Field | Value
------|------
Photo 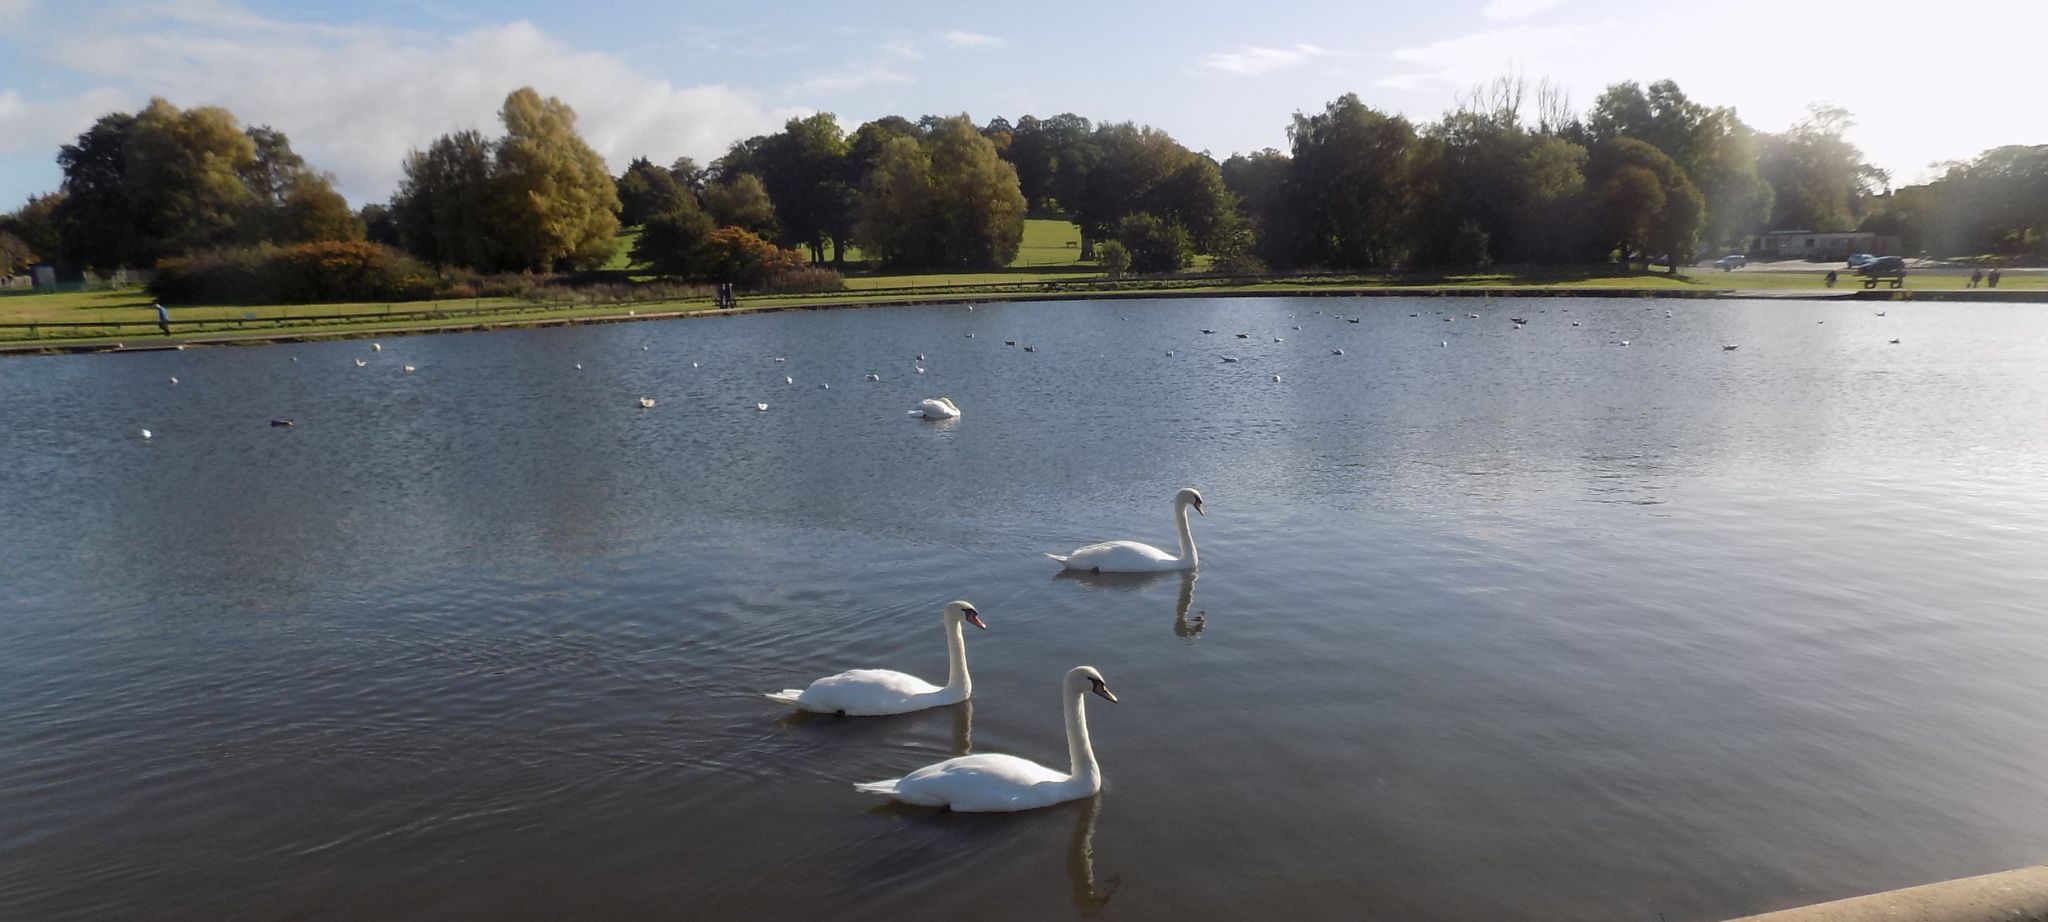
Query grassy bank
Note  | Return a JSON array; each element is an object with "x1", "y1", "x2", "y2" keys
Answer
[{"x1": 7, "y1": 216, "x2": 2043, "y2": 351}]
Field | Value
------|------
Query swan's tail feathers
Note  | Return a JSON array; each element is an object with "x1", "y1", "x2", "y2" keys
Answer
[
  {"x1": 765, "y1": 690, "x2": 804, "y2": 706},
  {"x1": 1043, "y1": 553, "x2": 1069, "y2": 565},
  {"x1": 853, "y1": 779, "x2": 901, "y2": 796}
]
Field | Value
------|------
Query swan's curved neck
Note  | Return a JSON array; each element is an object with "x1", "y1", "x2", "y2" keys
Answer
[
  {"x1": 1173, "y1": 501, "x2": 1198, "y2": 568},
  {"x1": 1064, "y1": 686, "x2": 1100, "y2": 790},
  {"x1": 943, "y1": 617, "x2": 970, "y2": 698}
]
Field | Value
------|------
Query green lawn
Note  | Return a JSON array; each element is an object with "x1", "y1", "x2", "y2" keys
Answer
[
  {"x1": 6, "y1": 252, "x2": 2043, "y2": 350},
  {"x1": 605, "y1": 226, "x2": 642, "y2": 270}
]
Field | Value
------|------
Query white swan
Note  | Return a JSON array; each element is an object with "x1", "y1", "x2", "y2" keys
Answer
[
  {"x1": 911, "y1": 397, "x2": 961, "y2": 420},
  {"x1": 856, "y1": 666, "x2": 1116, "y2": 812},
  {"x1": 1046, "y1": 487, "x2": 1203, "y2": 572},
  {"x1": 767, "y1": 601, "x2": 985, "y2": 715}
]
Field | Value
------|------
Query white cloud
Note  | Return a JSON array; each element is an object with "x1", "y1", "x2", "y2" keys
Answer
[
  {"x1": 1482, "y1": 0, "x2": 1565, "y2": 19},
  {"x1": 939, "y1": 30, "x2": 1005, "y2": 49},
  {"x1": 7, "y1": 3, "x2": 801, "y2": 205},
  {"x1": 1377, "y1": 26, "x2": 1585, "y2": 90},
  {"x1": 789, "y1": 61, "x2": 914, "y2": 95},
  {"x1": 1201, "y1": 43, "x2": 1347, "y2": 77}
]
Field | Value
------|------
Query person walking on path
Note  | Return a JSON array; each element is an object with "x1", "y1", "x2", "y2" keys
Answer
[
  {"x1": 1989, "y1": 268, "x2": 2002, "y2": 288},
  {"x1": 154, "y1": 301, "x2": 170, "y2": 336},
  {"x1": 1970, "y1": 268, "x2": 1983, "y2": 288}
]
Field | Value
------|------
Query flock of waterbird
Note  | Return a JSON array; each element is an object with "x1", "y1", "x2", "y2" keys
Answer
[
  {"x1": 133, "y1": 300, "x2": 1909, "y2": 444},
  {"x1": 128, "y1": 299, "x2": 1921, "y2": 813},
  {"x1": 770, "y1": 487, "x2": 1205, "y2": 813}
]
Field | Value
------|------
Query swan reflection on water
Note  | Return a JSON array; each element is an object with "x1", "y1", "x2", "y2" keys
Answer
[
  {"x1": 772, "y1": 697, "x2": 972, "y2": 758},
  {"x1": 1068, "y1": 793, "x2": 1119, "y2": 911},
  {"x1": 1051, "y1": 569, "x2": 1205, "y2": 638}
]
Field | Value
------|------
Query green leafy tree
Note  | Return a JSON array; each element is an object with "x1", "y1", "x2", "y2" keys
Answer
[
  {"x1": 1279, "y1": 93, "x2": 1421, "y2": 270},
  {"x1": 720, "y1": 114, "x2": 855, "y2": 263},
  {"x1": 1208, "y1": 225, "x2": 1264, "y2": 275},
  {"x1": 1871, "y1": 145, "x2": 2048, "y2": 256},
  {"x1": 1514, "y1": 137, "x2": 1591, "y2": 263},
  {"x1": 392, "y1": 129, "x2": 500, "y2": 269},
  {"x1": 1, "y1": 193, "x2": 65, "y2": 266},
  {"x1": 492, "y1": 87, "x2": 621, "y2": 271},
  {"x1": 853, "y1": 115, "x2": 1025, "y2": 270},
  {"x1": 629, "y1": 201, "x2": 716, "y2": 276},
  {"x1": 1588, "y1": 138, "x2": 1704, "y2": 271},
  {"x1": 1758, "y1": 104, "x2": 1882, "y2": 232},
  {"x1": 122, "y1": 99, "x2": 261, "y2": 258},
  {"x1": 704, "y1": 173, "x2": 778, "y2": 236},
  {"x1": 240, "y1": 126, "x2": 360, "y2": 244},
  {"x1": 1221, "y1": 148, "x2": 1292, "y2": 267},
  {"x1": 49, "y1": 102, "x2": 358, "y2": 269},
  {"x1": 1114, "y1": 212, "x2": 1191, "y2": 273},
  {"x1": 1589, "y1": 79, "x2": 1770, "y2": 249},
  {"x1": 1002, "y1": 113, "x2": 1094, "y2": 214},
  {"x1": 359, "y1": 203, "x2": 401, "y2": 246},
  {"x1": 617, "y1": 157, "x2": 691, "y2": 227},
  {"x1": 1069, "y1": 122, "x2": 1233, "y2": 260},
  {"x1": 53, "y1": 112, "x2": 143, "y2": 269}
]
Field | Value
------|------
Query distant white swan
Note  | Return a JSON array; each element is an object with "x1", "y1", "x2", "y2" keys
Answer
[
  {"x1": 769, "y1": 601, "x2": 986, "y2": 715},
  {"x1": 855, "y1": 666, "x2": 1116, "y2": 812},
  {"x1": 755, "y1": 402, "x2": 770, "y2": 411},
  {"x1": 354, "y1": 358, "x2": 366, "y2": 367},
  {"x1": 911, "y1": 397, "x2": 961, "y2": 419},
  {"x1": 638, "y1": 397, "x2": 656, "y2": 408},
  {"x1": 1046, "y1": 487, "x2": 1203, "y2": 573}
]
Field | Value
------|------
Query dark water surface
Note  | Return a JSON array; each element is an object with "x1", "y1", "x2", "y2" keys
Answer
[{"x1": 4, "y1": 296, "x2": 2047, "y2": 921}]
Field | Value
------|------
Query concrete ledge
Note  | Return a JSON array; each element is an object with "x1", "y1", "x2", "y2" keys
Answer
[{"x1": 1731, "y1": 866, "x2": 2048, "y2": 922}]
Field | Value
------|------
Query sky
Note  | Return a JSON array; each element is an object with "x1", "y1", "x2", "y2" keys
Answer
[{"x1": 2, "y1": 0, "x2": 2044, "y2": 210}]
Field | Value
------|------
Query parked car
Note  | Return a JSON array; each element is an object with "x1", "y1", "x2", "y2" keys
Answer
[
  {"x1": 1847, "y1": 253, "x2": 1876, "y2": 268},
  {"x1": 1713, "y1": 254, "x2": 1747, "y2": 270},
  {"x1": 1857, "y1": 255, "x2": 1907, "y2": 289}
]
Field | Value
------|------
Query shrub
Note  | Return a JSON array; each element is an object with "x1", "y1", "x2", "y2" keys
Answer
[
  {"x1": 699, "y1": 227, "x2": 808, "y2": 286},
  {"x1": 1115, "y1": 212, "x2": 1192, "y2": 273},
  {"x1": 752, "y1": 265, "x2": 845, "y2": 294},
  {"x1": 152, "y1": 241, "x2": 442, "y2": 305},
  {"x1": 1096, "y1": 241, "x2": 1132, "y2": 279}
]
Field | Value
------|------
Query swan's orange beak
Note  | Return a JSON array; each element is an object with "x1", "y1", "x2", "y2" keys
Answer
[
  {"x1": 1091, "y1": 680, "x2": 1118, "y2": 703},
  {"x1": 964, "y1": 610, "x2": 986, "y2": 630}
]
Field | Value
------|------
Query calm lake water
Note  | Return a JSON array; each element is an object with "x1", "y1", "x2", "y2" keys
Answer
[{"x1": 4, "y1": 296, "x2": 2048, "y2": 921}]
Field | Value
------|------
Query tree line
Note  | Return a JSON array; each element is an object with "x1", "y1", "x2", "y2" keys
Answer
[{"x1": 6, "y1": 77, "x2": 2047, "y2": 288}]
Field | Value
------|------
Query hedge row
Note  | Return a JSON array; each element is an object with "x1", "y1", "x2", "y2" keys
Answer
[{"x1": 151, "y1": 242, "x2": 444, "y2": 305}]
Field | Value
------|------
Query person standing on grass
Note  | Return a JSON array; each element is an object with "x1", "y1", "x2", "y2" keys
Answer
[
  {"x1": 1970, "y1": 268, "x2": 1982, "y2": 288},
  {"x1": 155, "y1": 301, "x2": 170, "y2": 335},
  {"x1": 1989, "y1": 268, "x2": 2002, "y2": 288}
]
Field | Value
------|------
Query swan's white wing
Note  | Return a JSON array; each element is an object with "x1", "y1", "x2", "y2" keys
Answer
[
  {"x1": 795, "y1": 669, "x2": 945, "y2": 715},
  {"x1": 888, "y1": 754, "x2": 1072, "y2": 811},
  {"x1": 1055, "y1": 540, "x2": 1181, "y2": 572},
  {"x1": 914, "y1": 398, "x2": 960, "y2": 419}
]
